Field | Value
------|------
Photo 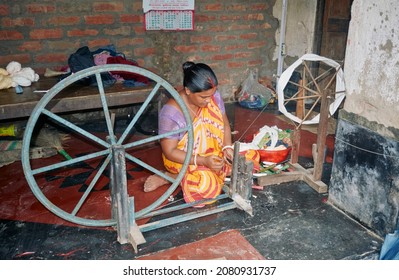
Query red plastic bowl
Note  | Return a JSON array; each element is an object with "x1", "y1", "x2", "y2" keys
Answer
[{"x1": 258, "y1": 147, "x2": 292, "y2": 163}]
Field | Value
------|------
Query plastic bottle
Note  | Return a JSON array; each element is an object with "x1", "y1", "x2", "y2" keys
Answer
[{"x1": 0, "y1": 124, "x2": 25, "y2": 137}]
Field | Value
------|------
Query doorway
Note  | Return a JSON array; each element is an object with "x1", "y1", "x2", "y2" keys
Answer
[{"x1": 314, "y1": 0, "x2": 353, "y2": 64}]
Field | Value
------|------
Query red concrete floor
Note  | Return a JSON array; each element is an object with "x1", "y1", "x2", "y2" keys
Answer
[
  {"x1": 137, "y1": 229, "x2": 265, "y2": 260},
  {"x1": 0, "y1": 102, "x2": 346, "y2": 260}
]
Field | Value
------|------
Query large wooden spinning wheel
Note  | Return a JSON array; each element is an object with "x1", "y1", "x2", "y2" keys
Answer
[{"x1": 21, "y1": 64, "x2": 194, "y2": 227}]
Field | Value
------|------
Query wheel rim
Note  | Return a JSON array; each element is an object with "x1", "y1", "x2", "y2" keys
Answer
[
  {"x1": 21, "y1": 64, "x2": 193, "y2": 227},
  {"x1": 277, "y1": 53, "x2": 346, "y2": 126}
]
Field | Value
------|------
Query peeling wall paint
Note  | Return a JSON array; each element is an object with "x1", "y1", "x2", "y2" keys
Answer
[
  {"x1": 330, "y1": 0, "x2": 399, "y2": 237},
  {"x1": 272, "y1": 0, "x2": 317, "y2": 70},
  {"x1": 344, "y1": 0, "x2": 399, "y2": 131}
]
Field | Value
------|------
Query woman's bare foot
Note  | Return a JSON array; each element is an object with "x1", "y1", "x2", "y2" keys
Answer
[
  {"x1": 143, "y1": 174, "x2": 168, "y2": 192},
  {"x1": 144, "y1": 172, "x2": 178, "y2": 192}
]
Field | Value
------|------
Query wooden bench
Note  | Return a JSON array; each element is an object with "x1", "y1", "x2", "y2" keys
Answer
[{"x1": 0, "y1": 77, "x2": 156, "y2": 121}]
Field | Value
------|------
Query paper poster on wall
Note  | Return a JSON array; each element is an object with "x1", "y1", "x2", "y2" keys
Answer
[
  {"x1": 143, "y1": 0, "x2": 194, "y2": 13},
  {"x1": 143, "y1": 0, "x2": 195, "y2": 31}
]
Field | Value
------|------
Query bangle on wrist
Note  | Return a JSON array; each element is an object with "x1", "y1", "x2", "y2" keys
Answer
[
  {"x1": 222, "y1": 145, "x2": 233, "y2": 151},
  {"x1": 194, "y1": 154, "x2": 198, "y2": 166}
]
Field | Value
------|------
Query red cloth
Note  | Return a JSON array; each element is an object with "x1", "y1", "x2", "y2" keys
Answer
[{"x1": 106, "y1": 56, "x2": 149, "y2": 84}]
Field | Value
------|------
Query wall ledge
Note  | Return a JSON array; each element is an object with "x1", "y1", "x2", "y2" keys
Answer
[{"x1": 339, "y1": 109, "x2": 399, "y2": 142}]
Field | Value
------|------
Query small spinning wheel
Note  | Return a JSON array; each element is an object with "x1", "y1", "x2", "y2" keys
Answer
[
  {"x1": 21, "y1": 64, "x2": 194, "y2": 227},
  {"x1": 277, "y1": 54, "x2": 346, "y2": 127},
  {"x1": 276, "y1": 54, "x2": 346, "y2": 183}
]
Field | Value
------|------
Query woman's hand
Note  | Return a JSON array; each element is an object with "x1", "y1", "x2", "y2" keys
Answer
[
  {"x1": 222, "y1": 146, "x2": 234, "y2": 165},
  {"x1": 282, "y1": 137, "x2": 292, "y2": 147},
  {"x1": 200, "y1": 155, "x2": 224, "y2": 172}
]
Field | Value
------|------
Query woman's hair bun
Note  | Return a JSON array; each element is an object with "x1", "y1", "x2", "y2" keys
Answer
[
  {"x1": 182, "y1": 61, "x2": 218, "y2": 92},
  {"x1": 182, "y1": 61, "x2": 195, "y2": 72}
]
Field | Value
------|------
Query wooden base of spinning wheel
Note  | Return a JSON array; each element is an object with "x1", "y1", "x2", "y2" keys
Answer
[{"x1": 255, "y1": 162, "x2": 328, "y2": 194}]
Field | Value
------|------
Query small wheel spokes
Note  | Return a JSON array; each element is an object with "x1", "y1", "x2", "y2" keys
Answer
[
  {"x1": 277, "y1": 54, "x2": 346, "y2": 125},
  {"x1": 303, "y1": 61, "x2": 323, "y2": 95}
]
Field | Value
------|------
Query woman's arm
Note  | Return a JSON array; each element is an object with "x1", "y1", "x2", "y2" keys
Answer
[
  {"x1": 160, "y1": 138, "x2": 190, "y2": 164},
  {"x1": 222, "y1": 112, "x2": 234, "y2": 164},
  {"x1": 214, "y1": 90, "x2": 232, "y2": 147},
  {"x1": 222, "y1": 112, "x2": 232, "y2": 147}
]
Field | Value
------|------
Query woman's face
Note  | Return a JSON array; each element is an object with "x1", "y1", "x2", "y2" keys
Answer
[{"x1": 187, "y1": 87, "x2": 217, "y2": 108}]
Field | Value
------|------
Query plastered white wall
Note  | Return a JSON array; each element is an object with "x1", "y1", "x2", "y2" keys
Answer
[
  {"x1": 273, "y1": 0, "x2": 317, "y2": 69},
  {"x1": 344, "y1": 0, "x2": 399, "y2": 131}
]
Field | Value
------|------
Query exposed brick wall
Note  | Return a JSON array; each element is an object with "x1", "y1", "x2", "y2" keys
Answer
[{"x1": 0, "y1": 0, "x2": 278, "y2": 100}]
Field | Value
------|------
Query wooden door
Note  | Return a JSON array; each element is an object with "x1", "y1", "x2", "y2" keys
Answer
[{"x1": 319, "y1": 0, "x2": 353, "y2": 64}]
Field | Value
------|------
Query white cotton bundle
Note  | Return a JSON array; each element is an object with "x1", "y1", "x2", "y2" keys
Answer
[{"x1": 6, "y1": 61, "x2": 40, "y2": 87}]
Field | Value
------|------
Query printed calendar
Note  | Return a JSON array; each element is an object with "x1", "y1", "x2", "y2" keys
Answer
[
  {"x1": 145, "y1": 10, "x2": 194, "y2": 30},
  {"x1": 143, "y1": 0, "x2": 194, "y2": 31}
]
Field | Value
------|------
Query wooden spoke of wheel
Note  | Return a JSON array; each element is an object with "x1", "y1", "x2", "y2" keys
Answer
[{"x1": 281, "y1": 59, "x2": 341, "y2": 127}]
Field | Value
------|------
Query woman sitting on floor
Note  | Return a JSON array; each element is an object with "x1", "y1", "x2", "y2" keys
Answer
[{"x1": 143, "y1": 61, "x2": 233, "y2": 206}]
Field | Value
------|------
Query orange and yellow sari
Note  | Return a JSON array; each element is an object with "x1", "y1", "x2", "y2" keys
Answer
[{"x1": 162, "y1": 96, "x2": 227, "y2": 205}]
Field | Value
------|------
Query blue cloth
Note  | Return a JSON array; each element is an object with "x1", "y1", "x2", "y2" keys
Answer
[
  {"x1": 379, "y1": 229, "x2": 399, "y2": 260},
  {"x1": 123, "y1": 80, "x2": 148, "y2": 87},
  {"x1": 92, "y1": 44, "x2": 126, "y2": 59}
]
